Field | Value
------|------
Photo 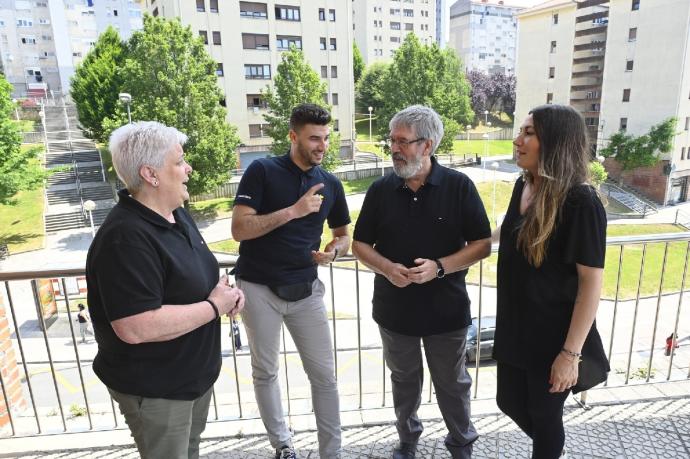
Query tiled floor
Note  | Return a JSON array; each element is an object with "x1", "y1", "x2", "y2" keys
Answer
[{"x1": 6, "y1": 397, "x2": 689, "y2": 458}]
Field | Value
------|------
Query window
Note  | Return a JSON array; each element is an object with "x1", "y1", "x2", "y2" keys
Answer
[
  {"x1": 114, "y1": 9, "x2": 118, "y2": 16},
  {"x1": 550, "y1": 41, "x2": 556, "y2": 53},
  {"x1": 275, "y1": 5, "x2": 300, "y2": 21},
  {"x1": 686, "y1": 117, "x2": 690, "y2": 130},
  {"x1": 16, "y1": 18, "x2": 33, "y2": 27},
  {"x1": 276, "y1": 35, "x2": 301, "y2": 50},
  {"x1": 249, "y1": 124, "x2": 269, "y2": 138},
  {"x1": 333, "y1": 120, "x2": 339, "y2": 132},
  {"x1": 403, "y1": 9, "x2": 413, "y2": 17},
  {"x1": 245, "y1": 64, "x2": 271, "y2": 79},
  {"x1": 220, "y1": 98, "x2": 226, "y2": 107},
  {"x1": 209, "y1": 0, "x2": 218, "y2": 13},
  {"x1": 322, "y1": 93, "x2": 328, "y2": 104},
  {"x1": 405, "y1": 23, "x2": 413, "y2": 31},
  {"x1": 332, "y1": 93, "x2": 339, "y2": 105},
  {"x1": 21, "y1": 36, "x2": 36, "y2": 44},
  {"x1": 683, "y1": 147, "x2": 686, "y2": 161},
  {"x1": 552, "y1": 13, "x2": 558, "y2": 24},
  {"x1": 546, "y1": 93, "x2": 553, "y2": 104},
  {"x1": 391, "y1": 22, "x2": 401, "y2": 30},
  {"x1": 199, "y1": 30, "x2": 208, "y2": 44},
  {"x1": 585, "y1": 117, "x2": 597, "y2": 126},
  {"x1": 152, "y1": 7, "x2": 158, "y2": 16},
  {"x1": 196, "y1": 0, "x2": 204, "y2": 12},
  {"x1": 390, "y1": 8, "x2": 400, "y2": 15},
  {"x1": 318, "y1": 8, "x2": 325, "y2": 21},
  {"x1": 632, "y1": 0, "x2": 640, "y2": 11},
  {"x1": 330, "y1": 66, "x2": 337, "y2": 78},
  {"x1": 216, "y1": 63, "x2": 224, "y2": 76},
  {"x1": 212, "y1": 31, "x2": 221, "y2": 45},
  {"x1": 38, "y1": 18, "x2": 49, "y2": 24},
  {"x1": 242, "y1": 33, "x2": 269, "y2": 50},
  {"x1": 620, "y1": 118, "x2": 628, "y2": 131},
  {"x1": 329, "y1": 9, "x2": 335, "y2": 21},
  {"x1": 240, "y1": 2, "x2": 267, "y2": 18},
  {"x1": 391, "y1": 36, "x2": 400, "y2": 43},
  {"x1": 246, "y1": 94, "x2": 267, "y2": 108},
  {"x1": 321, "y1": 66, "x2": 327, "y2": 78},
  {"x1": 329, "y1": 38, "x2": 337, "y2": 50},
  {"x1": 628, "y1": 27, "x2": 637, "y2": 41},
  {"x1": 549, "y1": 67, "x2": 555, "y2": 78},
  {"x1": 626, "y1": 60, "x2": 634, "y2": 71},
  {"x1": 623, "y1": 89, "x2": 631, "y2": 102},
  {"x1": 319, "y1": 37, "x2": 326, "y2": 50}
]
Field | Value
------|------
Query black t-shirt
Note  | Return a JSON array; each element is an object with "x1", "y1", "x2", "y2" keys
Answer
[
  {"x1": 354, "y1": 157, "x2": 491, "y2": 336},
  {"x1": 233, "y1": 153, "x2": 350, "y2": 286},
  {"x1": 493, "y1": 178, "x2": 607, "y2": 370},
  {"x1": 86, "y1": 189, "x2": 221, "y2": 400}
]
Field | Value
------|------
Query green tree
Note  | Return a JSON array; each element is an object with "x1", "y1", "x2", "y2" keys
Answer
[
  {"x1": 600, "y1": 118, "x2": 677, "y2": 170},
  {"x1": 377, "y1": 34, "x2": 473, "y2": 150},
  {"x1": 70, "y1": 27, "x2": 126, "y2": 143},
  {"x1": 101, "y1": 15, "x2": 240, "y2": 196},
  {"x1": 355, "y1": 62, "x2": 388, "y2": 112},
  {"x1": 588, "y1": 161, "x2": 608, "y2": 187},
  {"x1": 261, "y1": 46, "x2": 340, "y2": 170},
  {"x1": 0, "y1": 76, "x2": 46, "y2": 203},
  {"x1": 353, "y1": 42, "x2": 364, "y2": 84}
]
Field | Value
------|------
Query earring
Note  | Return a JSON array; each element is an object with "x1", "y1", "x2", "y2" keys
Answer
[{"x1": 153, "y1": 180, "x2": 159, "y2": 187}]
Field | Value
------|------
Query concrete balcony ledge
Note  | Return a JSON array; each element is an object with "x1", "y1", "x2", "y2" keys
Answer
[{"x1": 2, "y1": 380, "x2": 688, "y2": 458}]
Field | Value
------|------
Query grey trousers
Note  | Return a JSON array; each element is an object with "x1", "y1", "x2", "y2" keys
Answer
[
  {"x1": 238, "y1": 278, "x2": 342, "y2": 458},
  {"x1": 108, "y1": 387, "x2": 212, "y2": 459},
  {"x1": 379, "y1": 326, "x2": 479, "y2": 459}
]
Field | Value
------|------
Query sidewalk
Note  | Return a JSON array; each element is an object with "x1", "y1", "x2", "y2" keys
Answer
[{"x1": 2, "y1": 381, "x2": 689, "y2": 458}]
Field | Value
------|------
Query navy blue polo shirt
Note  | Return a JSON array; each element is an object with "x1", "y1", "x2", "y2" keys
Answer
[
  {"x1": 86, "y1": 189, "x2": 221, "y2": 400},
  {"x1": 233, "y1": 153, "x2": 350, "y2": 286},
  {"x1": 354, "y1": 157, "x2": 491, "y2": 336}
]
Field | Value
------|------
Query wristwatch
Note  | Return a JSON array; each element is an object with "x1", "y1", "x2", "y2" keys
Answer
[{"x1": 434, "y1": 259, "x2": 445, "y2": 279}]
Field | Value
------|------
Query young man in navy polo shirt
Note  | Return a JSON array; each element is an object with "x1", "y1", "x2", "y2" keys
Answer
[
  {"x1": 353, "y1": 105, "x2": 492, "y2": 459},
  {"x1": 232, "y1": 104, "x2": 350, "y2": 459}
]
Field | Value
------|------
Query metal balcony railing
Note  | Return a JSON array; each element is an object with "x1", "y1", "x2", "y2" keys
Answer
[{"x1": 1, "y1": 234, "x2": 689, "y2": 438}]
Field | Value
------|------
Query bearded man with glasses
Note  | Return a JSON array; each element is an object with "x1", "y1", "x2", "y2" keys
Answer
[{"x1": 352, "y1": 105, "x2": 491, "y2": 459}]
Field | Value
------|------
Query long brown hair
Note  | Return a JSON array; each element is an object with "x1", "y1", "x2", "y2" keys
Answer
[{"x1": 517, "y1": 104, "x2": 591, "y2": 267}]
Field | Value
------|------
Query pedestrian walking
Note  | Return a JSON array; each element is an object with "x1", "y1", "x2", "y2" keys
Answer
[{"x1": 76, "y1": 303, "x2": 91, "y2": 343}]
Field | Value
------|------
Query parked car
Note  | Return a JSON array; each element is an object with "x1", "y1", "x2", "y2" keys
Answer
[{"x1": 466, "y1": 316, "x2": 496, "y2": 362}]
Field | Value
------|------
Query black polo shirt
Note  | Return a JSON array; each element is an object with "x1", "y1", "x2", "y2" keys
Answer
[
  {"x1": 233, "y1": 153, "x2": 350, "y2": 286},
  {"x1": 354, "y1": 157, "x2": 491, "y2": 336},
  {"x1": 86, "y1": 189, "x2": 221, "y2": 400},
  {"x1": 493, "y1": 178, "x2": 608, "y2": 371}
]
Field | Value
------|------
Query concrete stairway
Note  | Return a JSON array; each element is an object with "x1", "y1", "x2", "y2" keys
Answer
[{"x1": 601, "y1": 182, "x2": 658, "y2": 216}]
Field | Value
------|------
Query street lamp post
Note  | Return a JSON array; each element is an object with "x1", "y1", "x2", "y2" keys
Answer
[
  {"x1": 368, "y1": 106, "x2": 373, "y2": 143},
  {"x1": 84, "y1": 200, "x2": 96, "y2": 237},
  {"x1": 379, "y1": 139, "x2": 387, "y2": 176},
  {"x1": 482, "y1": 133, "x2": 489, "y2": 180},
  {"x1": 491, "y1": 161, "x2": 499, "y2": 224},
  {"x1": 119, "y1": 93, "x2": 132, "y2": 124},
  {"x1": 484, "y1": 110, "x2": 489, "y2": 126}
]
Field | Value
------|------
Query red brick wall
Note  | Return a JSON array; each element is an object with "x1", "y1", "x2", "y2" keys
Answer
[
  {"x1": 0, "y1": 294, "x2": 27, "y2": 428},
  {"x1": 602, "y1": 158, "x2": 669, "y2": 204}
]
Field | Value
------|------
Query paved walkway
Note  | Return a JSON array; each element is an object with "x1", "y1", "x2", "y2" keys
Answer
[{"x1": 2, "y1": 382, "x2": 689, "y2": 458}]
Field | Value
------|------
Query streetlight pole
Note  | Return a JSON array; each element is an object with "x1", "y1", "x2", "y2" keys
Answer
[
  {"x1": 119, "y1": 93, "x2": 132, "y2": 124},
  {"x1": 368, "y1": 106, "x2": 373, "y2": 143},
  {"x1": 484, "y1": 110, "x2": 489, "y2": 126},
  {"x1": 491, "y1": 161, "x2": 499, "y2": 224},
  {"x1": 482, "y1": 133, "x2": 489, "y2": 180},
  {"x1": 379, "y1": 140, "x2": 387, "y2": 176}
]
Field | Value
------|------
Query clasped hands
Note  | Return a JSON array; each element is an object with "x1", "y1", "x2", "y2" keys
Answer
[
  {"x1": 385, "y1": 258, "x2": 438, "y2": 288},
  {"x1": 208, "y1": 275, "x2": 245, "y2": 317}
]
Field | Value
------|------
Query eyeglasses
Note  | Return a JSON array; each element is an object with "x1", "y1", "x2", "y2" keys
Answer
[{"x1": 386, "y1": 137, "x2": 426, "y2": 148}]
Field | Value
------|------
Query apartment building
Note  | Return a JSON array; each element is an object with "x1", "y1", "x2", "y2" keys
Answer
[
  {"x1": 436, "y1": 0, "x2": 448, "y2": 47},
  {"x1": 515, "y1": 0, "x2": 690, "y2": 204},
  {"x1": 448, "y1": 0, "x2": 523, "y2": 75},
  {"x1": 146, "y1": 0, "x2": 355, "y2": 165},
  {"x1": 352, "y1": 0, "x2": 437, "y2": 65},
  {"x1": 0, "y1": 0, "x2": 143, "y2": 98}
]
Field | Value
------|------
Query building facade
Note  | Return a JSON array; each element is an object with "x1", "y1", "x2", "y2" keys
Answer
[
  {"x1": 352, "y1": 0, "x2": 437, "y2": 65},
  {"x1": 146, "y1": 0, "x2": 355, "y2": 165},
  {"x1": 448, "y1": 0, "x2": 523, "y2": 74},
  {"x1": 515, "y1": 0, "x2": 690, "y2": 204},
  {"x1": 0, "y1": 0, "x2": 143, "y2": 98}
]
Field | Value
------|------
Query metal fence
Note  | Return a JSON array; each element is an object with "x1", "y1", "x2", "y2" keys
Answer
[{"x1": 1, "y1": 233, "x2": 689, "y2": 438}]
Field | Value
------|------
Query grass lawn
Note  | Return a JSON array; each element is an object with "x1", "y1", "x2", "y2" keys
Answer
[
  {"x1": 451, "y1": 139, "x2": 513, "y2": 157},
  {"x1": 189, "y1": 197, "x2": 235, "y2": 220},
  {"x1": 0, "y1": 188, "x2": 45, "y2": 253},
  {"x1": 11, "y1": 119, "x2": 35, "y2": 132}
]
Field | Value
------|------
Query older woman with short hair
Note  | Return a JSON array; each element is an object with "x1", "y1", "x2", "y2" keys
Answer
[{"x1": 86, "y1": 121, "x2": 244, "y2": 459}]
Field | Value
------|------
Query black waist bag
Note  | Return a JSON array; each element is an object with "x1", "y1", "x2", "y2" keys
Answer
[{"x1": 269, "y1": 282, "x2": 312, "y2": 302}]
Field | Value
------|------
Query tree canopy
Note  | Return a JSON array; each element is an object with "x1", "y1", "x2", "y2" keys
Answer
[
  {"x1": 0, "y1": 76, "x2": 46, "y2": 203},
  {"x1": 353, "y1": 43, "x2": 364, "y2": 84},
  {"x1": 70, "y1": 26, "x2": 125, "y2": 143},
  {"x1": 261, "y1": 46, "x2": 340, "y2": 170},
  {"x1": 355, "y1": 61, "x2": 388, "y2": 113},
  {"x1": 466, "y1": 70, "x2": 516, "y2": 122},
  {"x1": 600, "y1": 118, "x2": 677, "y2": 171},
  {"x1": 74, "y1": 15, "x2": 240, "y2": 195},
  {"x1": 377, "y1": 34, "x2": 473, "y2": 153}
]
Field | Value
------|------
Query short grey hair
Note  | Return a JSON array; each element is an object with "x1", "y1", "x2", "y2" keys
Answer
[
  {"x1": 389, "y1": 105, "x2": 444, "y2": 155},
  {"x1": 109, "y1": 121, "x2": 188, "y2": 193}
]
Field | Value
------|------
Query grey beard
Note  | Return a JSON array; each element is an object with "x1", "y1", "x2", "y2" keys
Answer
[{"x1": 393, "y1": 154, "x2": 423, "y2": 179}]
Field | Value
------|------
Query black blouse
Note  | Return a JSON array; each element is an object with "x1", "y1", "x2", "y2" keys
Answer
[{"x1": 493, "y1": 177, "x2": 607, "y2": 370}]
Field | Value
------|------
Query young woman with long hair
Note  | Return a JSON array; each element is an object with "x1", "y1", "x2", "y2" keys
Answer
[{"x1": 493, "y1": 104, "x2": 609, "y2": 458}]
